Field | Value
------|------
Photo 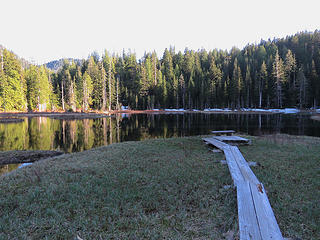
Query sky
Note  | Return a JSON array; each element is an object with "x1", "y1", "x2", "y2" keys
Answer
[{"x1": 1, "y1": 0, "x2": 319, "y2": 64}]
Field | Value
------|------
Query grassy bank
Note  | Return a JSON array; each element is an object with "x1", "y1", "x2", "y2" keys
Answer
[{"x1": 0, "y1": 135, "x2": 319, "y2": 239}]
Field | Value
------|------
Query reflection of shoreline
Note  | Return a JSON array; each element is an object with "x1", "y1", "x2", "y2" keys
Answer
[
  {"x1": 0, "y1": 163, "x2": 21, "y2": 176},
  {"x1": 0, "y1": 118, "x2": 24, "y2": 123}
]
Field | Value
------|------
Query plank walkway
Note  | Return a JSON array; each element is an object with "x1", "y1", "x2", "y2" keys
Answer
[
  {"x1": 213, "y1": 135, "x2": 250, "y2": 145},
  {"x1": 203, "y1": 136, "x2": 284, "y2": 240},
  {"x1": 212, "y1": 130, "x2": 235, "y2": 136}
]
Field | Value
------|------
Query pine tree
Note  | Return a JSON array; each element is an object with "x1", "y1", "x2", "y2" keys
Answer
[
  {"x1": 38, "y1": 66, "x2": 51, "y2": 111},
  {"x1": 272, "y1": 50, "x2": 285, "y2": 108},
  {"x1": 284, "y1": 50, "x2": 297, "y2": 106},
  {"x1": 100, "y1": 62, "x2": 107, "y2": 111},
  {"x1": 310, "y1": 60, "x2": 319, "y2": 108},
  {"x1": 87, "y1": 56, "x2": 101, "y2": 109},
  {"x1": 259, "y1": 62, "x2": 267, "y2": 108},
  {"x1": 208, "y1": 57, "x2": 222, "y2": 107},
  {"x1": 25, "y1": 65, "x2": 40, "y2": 111},
  {"x1": 297, "y1": 68, "x2": 307, "y2": 108},
  {"x1": 82, "y1": 71, "x2": 93, "y2": 111},
  {"x1": 2, "y1": 49, "x2": 26, "y2": 111},
  {"x1": 179, "y1": 74, "x2": 185, "y2": 109},
  {"x1": 68, "y1": 79, "x2": 76, "y2": 111},
  {"x1": 244, "y1": 65, "x2": 251, "y2": 108}
]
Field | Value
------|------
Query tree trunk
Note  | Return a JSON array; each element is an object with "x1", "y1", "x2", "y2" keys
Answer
[
  {"x1": 108, "y1": 61, "x2": 112, "y2": 112},
  {"x1": 61, "y1": 81, "x2": 65, "y2": 111}
]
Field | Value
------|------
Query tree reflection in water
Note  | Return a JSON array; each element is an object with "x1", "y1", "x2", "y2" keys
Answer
[
  {"x1": 0, "y1": 113, "x2": 318, "y2": 154},
  {"x1": 0, "y1": 113, "x2": 319, "y2": 175}
]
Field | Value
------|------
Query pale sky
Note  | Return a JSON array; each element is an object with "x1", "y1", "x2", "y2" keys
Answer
[{"x1": 1, "y1": 0, "x2": 319, "y2": 64}]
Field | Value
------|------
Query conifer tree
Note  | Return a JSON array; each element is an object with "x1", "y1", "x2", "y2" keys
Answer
[
  {"x1": 284, "y1": 50, "x2": 297, "y2": 106},
  {"x1": 272, "y1": 50, "x2": 285, "y2": 108},
  {"x1": 297, "y1": 68, "x2": 307, "y2": 108},
  {"x1": 1, "y1": 49, "x2": 26, "y2": 111},
  {"x1": 259, "y1": 62, "x2": 267, "y2": 108},
  {"x1": 310, "y1": 60, "x2": 319, "y2": 108},
  {"x1": 82, "y1": 71, "x2": 92, "y2": 111}
]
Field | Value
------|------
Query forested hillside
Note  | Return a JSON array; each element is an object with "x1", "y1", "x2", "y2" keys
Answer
[
  {"x1": 46, "y1": 58, "x2": 82, "y2": 71},
  {"x1": 0, "y1": 31, "x2": 319, "y2": 112}
]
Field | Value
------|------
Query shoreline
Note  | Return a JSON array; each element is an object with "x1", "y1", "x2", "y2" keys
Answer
[
  {"x1": 0, "y1": 150, "x2": 64, "y2": 165},
  {"x1": 0, "y1": 108, "x2": 317, "y2": 118}
]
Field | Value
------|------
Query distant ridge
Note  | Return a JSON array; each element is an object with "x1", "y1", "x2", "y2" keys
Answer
[{"x1": 46, "y1": 58, "x2": 82, "y2": 71}]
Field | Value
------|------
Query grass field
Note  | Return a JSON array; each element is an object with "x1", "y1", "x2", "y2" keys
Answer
[{"x1": 0, "y1": 135, "x2": 319, "y2": 239}]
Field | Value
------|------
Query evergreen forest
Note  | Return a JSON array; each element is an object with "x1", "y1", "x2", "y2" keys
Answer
[{"x1": 0, "y1": 30, "x2": 319, "y2": 112}]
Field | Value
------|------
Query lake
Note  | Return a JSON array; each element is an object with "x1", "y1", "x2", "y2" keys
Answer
[{"x1": 0, "y1": 113, "x2": 319, "y2": 175}]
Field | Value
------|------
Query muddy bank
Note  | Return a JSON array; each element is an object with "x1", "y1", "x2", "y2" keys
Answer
[{"x1": 0, "y1": 150, "x2": 64, "y2": 165}]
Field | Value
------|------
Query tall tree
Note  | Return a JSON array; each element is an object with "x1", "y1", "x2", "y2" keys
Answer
[
  {"x1": 272, "y1": 50, "x2": 285, "y2": 108},
  {"x1": 258, "y1": 62, "x2": 267, "y2": 108}
]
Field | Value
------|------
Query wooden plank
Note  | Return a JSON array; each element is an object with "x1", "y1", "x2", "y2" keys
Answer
[
  {"x1": 203, "y1": 139, "x2": 284, "y2": 240},
  {"x1": 202, "y1": 137, "x2": 230, "y2": 150},
  {"x1": 229, "y1": 146, "x2": 260, "y2": 185},
  {"x1": 212, "y1": 130, "x2": 235, "y2": 136},
  {"x1": 237, "y1": 181, "x2": 262, "y2": 240},
  {"x1": 249, "y1": 182, "x2": 284, "y2": 240},
  {"x1": 224, "y1": 147, "x2": 245, "y2": 186},
  {"x1": 213, "y1": 136, "x2": 249, "y2": 142}
]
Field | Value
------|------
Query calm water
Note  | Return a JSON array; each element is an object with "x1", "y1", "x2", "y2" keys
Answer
[{"x1": 0, "y1": 113, "x2": 319, "y2": 175}]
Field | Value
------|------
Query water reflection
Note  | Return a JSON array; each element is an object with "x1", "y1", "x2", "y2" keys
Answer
[
  {"x1": 0, "y1": 114, "x2": 318, "y2": 155},
  {"x1": 0, "y1": 164, "x2": 21, "y2": 175}
]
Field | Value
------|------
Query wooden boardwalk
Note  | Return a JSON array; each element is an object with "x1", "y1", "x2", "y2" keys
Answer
[
  {"x1": 213, "y1": 135, "x2": 250, "y2": 145},
  {"x1": 203, "y1": 135, "x2": 284, "y2": 240},
  {"x1": 211, "y1": 130, "x2": 235, "y2": 136}
]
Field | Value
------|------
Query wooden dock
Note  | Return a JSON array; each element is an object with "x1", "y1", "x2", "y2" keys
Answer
[{"x1": 203, "y1": 135, "x2": 284, "y2": 240}]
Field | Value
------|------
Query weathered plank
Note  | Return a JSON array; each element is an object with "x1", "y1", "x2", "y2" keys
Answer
[
  {"x1": 237, "y1": 181, "x2": 262, "y2": 240},
  {"x1": 249, "y1": 182, "x2": 284, "y2": 240},
  {"x1": 203, "y1": 137, "x2": 284, "y2": 240},
  {"x1": 202, "y1": 137, "x2": 230, "y2": 150},
  {"x1": 224, "y1": 147, "x2": 245, "y2": 186},
  {"x1": 212, "y1": 130, "x2": 235, "y2": 136},
  {"x1": 213, "y1": 135, "x2": 250, "y2": 143},
  {"x1": 229, "y1": 146, "x2": 260, "y2": 185}
]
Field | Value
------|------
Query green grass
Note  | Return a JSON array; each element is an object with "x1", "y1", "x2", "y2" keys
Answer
[
  {"x1": 0, "y1": 135, "x2": 319, "y2": 239},
  {"x1": 0, "y1": 137, "x2": 236, "y2": 239},
  {"x1": 239, "y1": 134, "x2": 320, "y2": 240}
]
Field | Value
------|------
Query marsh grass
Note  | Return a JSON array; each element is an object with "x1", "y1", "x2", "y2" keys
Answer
[{"x1": 0, "y1": 135, "x2": 319, "y2": 239}]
